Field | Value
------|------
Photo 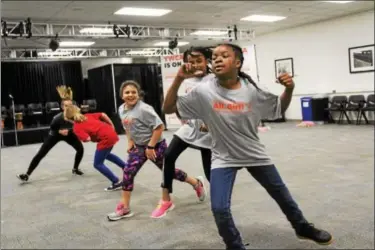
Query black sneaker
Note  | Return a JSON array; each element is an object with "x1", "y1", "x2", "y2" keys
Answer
[
  {"x1": 296, "y1": 223, "x2": 333, "y2": 245},
  {"x1": 17, "y1": 174, "x2": 29, "y2": 182},
  {"x1": 72, "y1": 169, "x2": 84, "y2": 175},
  {"x1": 105, "y1": 181, "x2": 122, "y2": 191}
]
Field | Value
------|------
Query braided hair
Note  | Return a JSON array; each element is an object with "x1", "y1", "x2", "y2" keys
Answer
[
  {"x1": 216, "y1": 43, "x2": 260, "y2": 90},
  {"x1": 183, "y1": 46, "x2": 212, "y2": 73}
]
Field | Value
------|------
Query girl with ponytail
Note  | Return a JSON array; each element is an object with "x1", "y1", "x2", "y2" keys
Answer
[
  {"x1": 17, "y1": 86, "x2": 84, "y2": 183},
  {"x1": 163, "y1": 43, "x2": 332, "y2": 249},
  {"x1": 64, "y1": 104, "x2": 126, "y2": 191}
]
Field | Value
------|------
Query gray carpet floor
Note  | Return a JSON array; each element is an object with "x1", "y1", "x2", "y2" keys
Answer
[{"x1": 1, "y1": 122, "x2": 374, "y2": 249}]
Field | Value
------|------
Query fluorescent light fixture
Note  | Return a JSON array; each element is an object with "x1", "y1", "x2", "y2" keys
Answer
[
  {"x1": 153, "y1": 41, "x2": 189, "y2": 46},
  {"x1": 322, "y1": 1, "x2": 354, "y2": 3},
  {"x1": 114, "y1": 7, "x2": 171, "y2": 16},
  {"x1": 59, "y1": 41, "x2": 95, "y2": 47},
  {"x1": 241, "y1": 14, "x2": 286, "y2": 22},
  {"x1": 79, "y1": 28, "x2": 112, "y2": 34},
  {"x1": 38, "y1": 51, "x2": 72, "y2": 56},
  {"x1": 190, "y1": 30, "x2": 227, "y2": 36},
  {"x1": 126, "y1": 49, "x2": 156, "y2": 55},
  {"x1": 126, "y1": 51, "x2": 154, "y2": 55}
]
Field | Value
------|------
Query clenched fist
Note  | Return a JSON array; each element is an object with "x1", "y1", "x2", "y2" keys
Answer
[{"x1": 277, "y1": 73, "x2": 295, "y2": 89}]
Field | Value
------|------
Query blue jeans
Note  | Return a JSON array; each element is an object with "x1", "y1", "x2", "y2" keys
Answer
[
  {"x1": 210, "y1": 165, "x2": 307, "y2": 250},
  {"x1": 94, "y1": 147, "x2": 126, "y2": 184}
]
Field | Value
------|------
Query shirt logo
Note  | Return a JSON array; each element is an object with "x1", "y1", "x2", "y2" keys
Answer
[
  {"x1": 185, "y1": 87, "x2": 193, "y2": 93},
  {"x1": 213, "y1": 101, "x2": 252, "y2": 113},
  {"x1": 122, "y1": 117, "x2": 133, "y2": 128}
]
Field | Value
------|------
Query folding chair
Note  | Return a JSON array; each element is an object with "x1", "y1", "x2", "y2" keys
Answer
[
  {"x1": 325, "y1": 96, "x2": 349, "y2": 124},
  {"x1": 344, "y1": 95, "x2": 366, "y2": 125},
  {"x1": 358, "y1": 94, "x2": 375, "y2": 125},
  {"x1": 27, "y1": 103, "x2": 44, "y2": 126}
]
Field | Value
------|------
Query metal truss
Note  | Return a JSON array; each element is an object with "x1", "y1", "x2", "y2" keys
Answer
[
  {"x1": 1, "y1": 47, "x2": 180, "y2": 60},
  {"x1": 1, "y1": 21, "x2": 255, "y2": 41}
]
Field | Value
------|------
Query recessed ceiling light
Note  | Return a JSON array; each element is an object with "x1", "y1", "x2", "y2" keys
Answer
[
  {"x1": 59, "y1": 41, "x2": 95, "y2": 47},
  {"x1": 154, "y1": 41, "x2": 190, "y2": 46},
  {"x1": 322, "y1": 1, "x2": 354, "y2": 3},
  {"x1": 79, "y1": 28, "x2": 113, "y2": 34},
  {"x1": 114, "y1": 7, "x2": 172, "y2": 17},
  {"x1": 240, "y1": 14, "x2": 286, "y2": 22},
  {"x1": 190, "y1": 31, "x2": 227, "y2": 36}
]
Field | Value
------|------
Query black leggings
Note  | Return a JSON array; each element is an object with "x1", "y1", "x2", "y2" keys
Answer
[
  {"x1": 163, "y1": 135, "x2": 211, "y2": 193},
  {"x1": 26, "y1": 132, "x2": 84, "y2": 175}
]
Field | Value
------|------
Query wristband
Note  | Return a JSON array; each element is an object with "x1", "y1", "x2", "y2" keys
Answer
[{"x1": 147, "y1": 145, "x2": 155, "y2": 149}]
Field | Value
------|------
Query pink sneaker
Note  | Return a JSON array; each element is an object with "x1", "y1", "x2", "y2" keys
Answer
[
  {"x1": 258, "y1": 126, "x2": 270, "y2": 132},
  {"x1": 107, "y1": 202, "x2": 134, "y2": 221},
  {"x1": 194, "y1": 176, "x2": 206, "y2": 202},
  {"x1": 150, "y1": 200, "x2": 175, "y2": 218}
]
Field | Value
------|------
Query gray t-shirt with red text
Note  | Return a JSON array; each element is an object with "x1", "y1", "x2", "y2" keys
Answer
[
  {"x1": 174, "y1": 75, "x2": 214, "y2": 149},
  {"x1": 118, "y1": 100, "x2": 164, "y2": 146},
  {"x1": 176, "y1": 77, "x2": 281, "y2": 169}
]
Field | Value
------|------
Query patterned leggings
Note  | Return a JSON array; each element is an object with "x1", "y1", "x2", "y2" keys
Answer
[{"x1": 122, "y1": 139, "x2": 187, "y2": 191}]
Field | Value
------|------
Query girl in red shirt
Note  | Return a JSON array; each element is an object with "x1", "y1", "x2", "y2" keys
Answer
[{"x1": 64, "y1": 105, "x2": 125, "y2": 191}]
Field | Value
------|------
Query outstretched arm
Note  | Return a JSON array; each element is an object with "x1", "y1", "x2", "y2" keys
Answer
[{"x1": 280, "y1": 86, "x2": 294, "y2": 113}]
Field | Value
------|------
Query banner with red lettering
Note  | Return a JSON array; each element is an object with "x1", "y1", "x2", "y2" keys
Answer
[
  {"x1": 160, "y1": 44, "x2": 258, "y2": 129},
  {"x1": 160, "y1": 54, "x2": 185, "y2": 129},
  {"x1": 241, "y1": 45, "x2": 258, "y2": 82}
]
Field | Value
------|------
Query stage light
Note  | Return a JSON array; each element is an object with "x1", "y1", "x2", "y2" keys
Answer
[
  {"x1": 113, "y1": 24, "x2": 119, "y2": 38},
  {"x1": 234, "y1": 25, "x2": 238, "y2": 41},
  {"x1": 124, "y1": 25, "x2": 131, "y2": 38},
  {"x1": 18, "y1": 21, "x2": 24, "y2": 37},
  {"x1": 49, "y1": 34, "x2": 59, "y2": 51},
  {"x1": 25, "y1": 18, "x2": 32, "y2": 38},
  {"x1": 1, "y1": 19, "x2": 8, "y2": 37}
]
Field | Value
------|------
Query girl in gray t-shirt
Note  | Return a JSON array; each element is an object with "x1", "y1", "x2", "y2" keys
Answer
[
  {"x1": 155, "y1": 47, "x2": 214, "y2": 219},
  {"x1": 107, "y1": 80, "x2": 206, "y2": 221},
  {"x1": 163, "y1": 44, "x2": 333, "y2": 249}
]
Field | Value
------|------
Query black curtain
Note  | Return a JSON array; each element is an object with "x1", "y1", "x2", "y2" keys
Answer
[
  {"x1": 82, "y1": 78, "x2": 94, "y2": 100},
  {"x1": 1, "y1": 61, "x2": 84, "y2": 107},
  {"x1": 113, "y1": 63, "x2": 166, "y2": 125},
  {"x1": 87, "y1": 64, "x2": 114, "y2": 115}
]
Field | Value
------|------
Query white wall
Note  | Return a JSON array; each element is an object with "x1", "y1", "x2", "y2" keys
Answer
[
  {"x1": 81, "y1": 57, "x2": 133, "y2": 78},
  {"x1": 251, "y1": 10, "x2": 374, "y2": 120}
]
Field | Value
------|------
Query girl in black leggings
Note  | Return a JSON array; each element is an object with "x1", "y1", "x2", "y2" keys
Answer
[
  {"x1": 17, "y1": 89, "x2": 84, "y2": 182},
  {"x1": 151, "y1": 47, "x2": 213, "y2": 219}
]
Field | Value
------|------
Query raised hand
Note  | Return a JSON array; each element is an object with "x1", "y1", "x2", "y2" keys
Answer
[
  {"x1": 177, "y1": 63, "x2": 205, "y2": 79},
  {"x1": 277, "y1": 73, "x2": 295, "y2": 89}
]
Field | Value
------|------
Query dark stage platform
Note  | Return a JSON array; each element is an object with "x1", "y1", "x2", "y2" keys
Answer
[{"x1": 1, "y1": 126, "x2": 50, "y2": 147}]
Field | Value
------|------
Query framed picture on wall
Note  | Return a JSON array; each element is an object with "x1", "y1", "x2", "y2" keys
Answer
[
  {"x1": 275, "y1": 57, "x2": 294, "y2": 78},
  {"x1": 348, "y1": 44, "x2": 375, "y2": 73}
]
